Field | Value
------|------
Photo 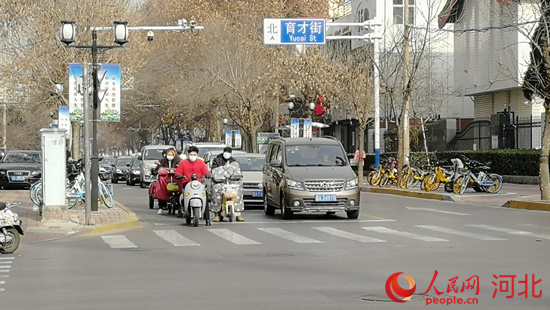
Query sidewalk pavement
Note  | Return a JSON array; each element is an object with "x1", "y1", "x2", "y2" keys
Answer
[
  {"x1": 361, "y1": 181, "x2": 550, "y2": 211},
  {"x1": 0, "y1": 189, "x2": 138, "y2": 243}
]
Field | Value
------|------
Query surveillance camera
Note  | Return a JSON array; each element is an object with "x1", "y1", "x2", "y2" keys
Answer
[
  {"x1": 147, "y1": 31, "x2": 154, "y2": 42},
  {"x1": 179, "y1": 19, "x2": 187, "y2": 28},
  {"x1": 190, "y1": 20, "x2": 196, "y2": 28}
]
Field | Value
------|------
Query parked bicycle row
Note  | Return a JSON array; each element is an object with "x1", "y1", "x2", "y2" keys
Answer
[
  {"x1": 367, "y1": 156, "x2": 503, "y2": 195},
  {"x1": 29, "y1": 159, "x2": 114, "y2": 214}
]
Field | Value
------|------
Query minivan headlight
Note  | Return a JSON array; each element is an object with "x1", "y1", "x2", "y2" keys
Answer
[
  {"x1": 346, "y1": 178, "x2": 358, "y2": 190},
  {"x1": 286, "y1": 179, "x2": 304, "y2": 190}
]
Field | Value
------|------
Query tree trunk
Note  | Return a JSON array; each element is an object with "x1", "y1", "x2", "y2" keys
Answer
[
  {"x1": 358, "y1": 124, "x2": 366, "y2": 184},
  {"x1": 71, "y1": 121, "x2": 80, "y2": 160},
  {"x1": 540, "y1": 104, "x2": 550, "y2": 200}
]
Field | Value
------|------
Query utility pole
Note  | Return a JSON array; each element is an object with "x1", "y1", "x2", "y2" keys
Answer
[
  {"x1": 399, "y1": 0, "x2": 411, "y2": 169},
  {"x1": 82, "y1": 63, "x2": 92, "y2": 225}
]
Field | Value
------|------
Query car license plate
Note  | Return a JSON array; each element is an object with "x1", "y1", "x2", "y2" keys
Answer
[
  {"x1": 11, "y1": 176, "x2": 25, "y2": 181},
  {"x1": 252, "y1": 191, "x2": 263, "y2": 197},
  {"x1": 315, "y1": 194, "x2": 336, "y2": 202}
]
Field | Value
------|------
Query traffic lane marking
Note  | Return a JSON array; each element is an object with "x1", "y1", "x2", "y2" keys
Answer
[{"x1": 406, "y1": 207, "x2": 470, "y2": 216}]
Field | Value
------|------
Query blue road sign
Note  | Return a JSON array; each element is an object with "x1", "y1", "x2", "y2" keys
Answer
[{"x1": 264, "y1": 19, "x2": 325, "y2": 45}]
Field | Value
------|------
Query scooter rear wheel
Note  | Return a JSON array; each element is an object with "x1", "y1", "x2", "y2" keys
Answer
[{"x1": 0, "y1": 228, "x2": 20, "y2": 254}]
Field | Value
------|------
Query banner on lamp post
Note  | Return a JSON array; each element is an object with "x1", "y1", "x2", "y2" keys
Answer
[
  {"x1": 68, "y1": 63, "x2": 83, "y2": 121},
  {"x1": 303, "y1": 118, "x2": 312, "y2": 138},
  {"x1": 290, "y1": 118, "x2": 300, "y2": 138},
  {"x1": 58, "y1": 106, "x2": 71, "y2": 139},
  {"x1": 225, "y1": 130, "x2": 232, "y2": 147},
  {"x1": 234, "y1": 130, "x2": 242, "y2": 149},
  {"x1": 99, "y1": 64, "x2": 121, "y2": 122}
]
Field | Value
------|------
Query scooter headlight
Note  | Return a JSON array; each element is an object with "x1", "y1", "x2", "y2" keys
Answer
[{"x1": 190, "y1": 180, "x2": 200, "y2": 190}]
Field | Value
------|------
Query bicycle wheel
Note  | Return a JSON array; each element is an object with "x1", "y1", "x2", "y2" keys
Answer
[
  {"x1": 453, "y1": 176, "x2": 469, "y2": 195},
  {"x1": 99, "y1": 183, "x2": 114, "y2": 208},
  {"x1": 485, "y1": 174, "x2": 503, "y2": 194},
  {"x1": 379, "y1": 172, "x2": 389, "y2": 187},
  {"x1": 65, "y1": 186, "x2": 79, "y2": 209},
  {"x1": 398, "y1": 172, "x2": 409, "y2": 189},
  {"x1": 423, "y1": 173, "x2": 440, "y2": 192},
  {"x1": 30, "y1": 181, "x2": 41, "y2": 206},
  {"x1": 368, "y1": 170, "x2": 382, "y2": 186}
]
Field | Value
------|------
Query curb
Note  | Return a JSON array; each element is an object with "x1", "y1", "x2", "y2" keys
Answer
[
  {"x1": 360, "y1": 186, "x2": 455, "y2": 202},
  {"x1": 25, "y1": 200, "x2": 139, "y2": 238},
  {"x1": 501, "y1": 200, "x2": 550, "y2": 212},
  {"x1": 82, "y1": 201, "x2": 140, "y2": 235}
]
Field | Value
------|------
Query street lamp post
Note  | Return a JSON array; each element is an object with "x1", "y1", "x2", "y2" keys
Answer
[
  {"x1": 326, "y1": 18, "x2": 383, "y2": 168},
  {"x1": 59, "y1": 19, "x2": 203, "y2": 214}
]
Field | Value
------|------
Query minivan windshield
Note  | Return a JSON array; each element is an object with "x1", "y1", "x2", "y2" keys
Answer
[
  {"x1": 144, "y1": 149, "x2": 166, "y2": 160},
  {"x1": 285, "y1": 145, "x2": 347, "y2": 167}
]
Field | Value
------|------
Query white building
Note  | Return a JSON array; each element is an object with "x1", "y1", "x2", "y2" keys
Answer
[
  {"x1": 327, "y1": 0, "x2": 474, "y2": 152},
  {"x1": 329, "y1": 0, "x2": 474, "y2": 120},
  {"x1": 439, "y1": 0, "x2": 543, "y2": 148}
]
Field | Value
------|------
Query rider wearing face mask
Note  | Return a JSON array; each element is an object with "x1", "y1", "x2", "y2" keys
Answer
[
  {"x1": 175, "y1": 146, "x2": 212, "y2": 224},
  {"x1": 211, "y1": 147, "x2": 236, "y2": 170},
  {"x1": 210, "y1": 147, "x2": 244, "y2": 222},
  {"x1": 156, "y1": 148, "x2": 181, "y2": 169}
]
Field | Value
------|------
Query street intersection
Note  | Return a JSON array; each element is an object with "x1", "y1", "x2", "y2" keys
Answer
[{"x1": 1, "y1": 184, "x2": 549, "y2": 309}]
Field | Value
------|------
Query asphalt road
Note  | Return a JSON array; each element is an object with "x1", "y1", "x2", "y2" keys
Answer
[{"x1": 1, "y1": 184, "x2": 549, "y2": 309}]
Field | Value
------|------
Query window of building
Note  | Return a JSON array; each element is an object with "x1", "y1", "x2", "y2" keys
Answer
[{"x1": 393, "y1": 0, "x2": 415, "y2": 25}]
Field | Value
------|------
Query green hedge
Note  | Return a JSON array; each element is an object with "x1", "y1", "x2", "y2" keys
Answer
[{"x1": 364, "y1": 150, "x2": 542, "y2": 176}]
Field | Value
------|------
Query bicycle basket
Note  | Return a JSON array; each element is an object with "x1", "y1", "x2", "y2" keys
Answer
[{"x1": 166, "y1": 182, "x2": 179, "y2": 192}]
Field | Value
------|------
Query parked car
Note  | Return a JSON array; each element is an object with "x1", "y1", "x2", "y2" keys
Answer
[
  {"x1": 111, "y1": 156, "x2": 133, "y2": 183},
  {"x1": 0, "y1": 150, "x2": 41, "y2": 189},
  {"x1": 138, "y1": 145, "x2": 172, "y2": 188},
  {"x1": 99, "y1": 157, "x2": 116, "y2": 181},
  {"x1": 233, "y1": 153, "x2": 265, "y2": 208},
  {"x1": 124, "y1": 157, "x2": 141, "y2": 186},
  {"x1": 262, "y1": 136, "x2": 360, "y2": 219}
]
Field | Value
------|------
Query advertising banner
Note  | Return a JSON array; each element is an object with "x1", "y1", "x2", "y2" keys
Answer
[
  {"x1": 58, "y1": 106, "x2": 71, "y2": 139},
  {"x1": 68, "y1": 63, "x2": 83, "y2": 121},
  {"x1": 234, "y1": 130, "x2": 242, "y2": 149},
  {"x1": 290, "y1": 118, "x2": 300, "y2": 138},
  {"x1": 303, "y1": 118, "x2": 312, "y2": 138},
  {"x1": 99, "y1": 64, "x2": 121, "y2": 122},
  {"x1": 225, "y1": 130, "x2": 232, "y2": 147}
]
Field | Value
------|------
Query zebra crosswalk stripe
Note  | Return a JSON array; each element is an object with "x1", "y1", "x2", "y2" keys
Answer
[
  {"x1": 207, "y1": 229, "x2": 261, "y2": 245},
  {"x1": 312, "y1": 227, "x2": 386, "y2": 243},
  {"x1": 153, "y1": 230, "x2": 200, "y2": 246},
  {"x1": 0, "y1": 257, "x2": 14, "y2": 260},
  {"x1": 0, "y1": 266, "x2": 10, "y2": 269},
  {"x1": 466, "y1": 225, "x2": 550, "y2": 240},
  {"x1": 415, "y1": 225, "x2": 507, "y2": 241},
  {"x1": 101, "y1": 235, "x2": 137, "y2": 248},
  {"x1": 258, "y1": 228, "x2": 323, "y2": 244},
  {"x1": 362, "y1": 226, "x2": 448, "y2": 242}
]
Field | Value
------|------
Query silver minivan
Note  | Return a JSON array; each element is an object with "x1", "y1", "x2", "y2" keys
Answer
[{"x1": 138, "y1": 145, "x2": 172, "y2": 188}]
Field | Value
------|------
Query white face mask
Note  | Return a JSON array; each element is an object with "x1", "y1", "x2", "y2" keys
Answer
[
  {"x1": 166, "y1": 155, "x2": 174, "y2": 161},
  {"x1": 188, "y1": 155, "x2": 197, "y2": 162},
  {"x1": 223, "y1": 152, "x2": 231, "y2": 160}
]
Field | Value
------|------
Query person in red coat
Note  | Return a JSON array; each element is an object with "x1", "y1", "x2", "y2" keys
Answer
[{"x1": 175, "y1": 146, "x2": 212, "y2": 224}]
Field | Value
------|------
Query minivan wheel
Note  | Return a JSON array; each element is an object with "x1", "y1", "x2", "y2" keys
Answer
[
  {"x1": 264, "y1": 192, "x2": 275, "y2": 216},
  {"x1": 281, "y1": 195, "x2": 293, "y2": 220},
  {"x1": 346, "y1": 209, "x2": 360, "y2": 219}
]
